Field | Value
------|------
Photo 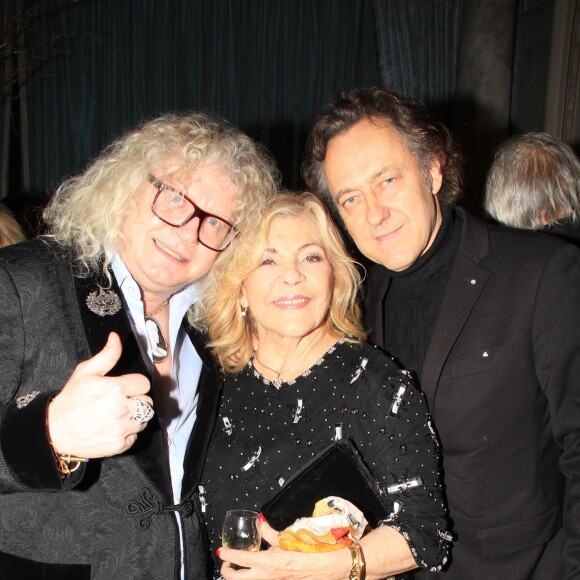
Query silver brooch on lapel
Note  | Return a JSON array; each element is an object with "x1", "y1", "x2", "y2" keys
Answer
[{"x1": 86, "y1": 288, "x2": 122, "y2": 317}]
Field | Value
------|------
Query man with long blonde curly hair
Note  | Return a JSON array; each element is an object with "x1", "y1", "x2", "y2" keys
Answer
[{"x1": 0, "y1": 112, "x2": 278, "y2": 579}]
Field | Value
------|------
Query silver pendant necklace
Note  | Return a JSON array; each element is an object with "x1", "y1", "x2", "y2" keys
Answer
[
  {"x1": 252, "y1": 333, "x2": 327, "y2": 389},
  {"x1": 144, "y1": 298, "x2": 170, "y2": 364}
]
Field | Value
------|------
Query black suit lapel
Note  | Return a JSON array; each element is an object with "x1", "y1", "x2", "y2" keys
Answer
[
  {"x1": 421, "y1": 210, "x2": 491, "y2": 409},
  {"x1": 74, "y1": 272, "x2": 174, "y2": 502},
  {"x1": 181, "y1": 325, "x2": 221, "y2": 498},
  {"x1": 75, "y1": 272, "x2": 144, "y2": 376},
  {"x1": 421, "y1": 255, "x2": 490, "y2": 408}
]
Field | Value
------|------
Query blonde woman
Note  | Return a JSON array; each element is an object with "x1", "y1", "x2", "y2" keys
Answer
[{"x1": 193, "y1": 193, "x2": 450, "y2": 579}]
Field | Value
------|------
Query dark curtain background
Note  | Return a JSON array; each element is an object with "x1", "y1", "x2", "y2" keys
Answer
[
  {"x1": 2, "y1": 0, "x2": 464, "y2": 201},
  {"x1": 373, "y1": 0, "x2": 463, "y2": 122},
  {"x1": 0, "y1": 73, "x2": 8, "y2": 194},
  {"x1": 20, "y1": 0, "x2": 382, "y2": 195}
]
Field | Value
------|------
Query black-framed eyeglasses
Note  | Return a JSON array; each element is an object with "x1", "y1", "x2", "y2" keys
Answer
[{"x1": 148, "y1": 175, "x2": 237, "y2": 252}]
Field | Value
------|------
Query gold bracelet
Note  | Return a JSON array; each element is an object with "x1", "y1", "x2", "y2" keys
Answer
[
  {"x1": 49, "y1": 443, "x2": 89, "y2": 477},
  {"x1": 46, "y1": 399, "x2": 88, "y2": 477},
  {"x1": 348, "y1": 540, "x2": 365, "y2": 580}
]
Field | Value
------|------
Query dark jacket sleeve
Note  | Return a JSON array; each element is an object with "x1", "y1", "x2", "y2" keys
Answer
[
  {"x1": 532, "y1": 244, "x2": 580, "y2": 578},
  {"x1": 0, "y1": 246, "x2": 85, "y2": 492}
]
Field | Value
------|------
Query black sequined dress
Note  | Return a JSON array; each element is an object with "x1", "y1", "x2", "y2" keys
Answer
[{"x1": 200, "y1": 340, "x2": 451, "y2": 576}]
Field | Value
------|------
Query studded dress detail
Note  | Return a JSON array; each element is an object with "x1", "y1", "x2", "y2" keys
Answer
[{"x1": 200, "y1": 340, "x2": 451, "y2": 576}]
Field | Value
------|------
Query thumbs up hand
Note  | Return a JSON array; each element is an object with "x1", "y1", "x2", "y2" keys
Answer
[{"x1": 47, "y1": 333, "x2": 153, "y2": 459}]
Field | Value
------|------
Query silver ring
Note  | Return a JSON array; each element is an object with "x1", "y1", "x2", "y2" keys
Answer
[{"x1": 132, "y1": 397, "x2": 154, "y2": 424}]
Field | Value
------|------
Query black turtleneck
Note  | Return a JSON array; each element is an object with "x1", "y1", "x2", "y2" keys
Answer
[{"x1": 382, "y1": 203, "x2": 461, "y2": 383}]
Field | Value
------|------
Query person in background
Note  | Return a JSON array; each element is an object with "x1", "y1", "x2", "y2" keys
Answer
[
  {"x1": 0, "y1": 202, "x2": 26, "y2": 247},
  {"x1": 302, "y1": 87, "x2": 580, "y2": 579},
  {"x1": 192, "y1": 192, "x2": 451, "y2": 579},
  {"x1": 484, "y1": 132, "x2": 580, "y2": 246},
  {"x1": 0, "y1": 113, "x2": 277, "y2": 579}
]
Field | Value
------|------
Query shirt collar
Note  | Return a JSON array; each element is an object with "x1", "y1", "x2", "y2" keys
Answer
[{"x1": 110, "y1": 253, "x2": 199, "y2": 314}]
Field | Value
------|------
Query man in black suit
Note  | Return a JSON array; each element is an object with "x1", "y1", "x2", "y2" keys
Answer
[
  {"x1": 302, "y1": 87, "x2": 580, "y2": 579},
  {"x1": 0, "y1": 113, "x2": 277, "y2": 579}
]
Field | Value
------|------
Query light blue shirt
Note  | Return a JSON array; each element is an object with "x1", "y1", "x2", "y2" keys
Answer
[{"x1": 111, "y1": 254, "x2": 202, "y2": 504}]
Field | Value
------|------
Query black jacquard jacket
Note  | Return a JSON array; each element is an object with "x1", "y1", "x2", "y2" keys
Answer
[{"x1": 0, "y1": 238, "x2": 219, "y2": 579}]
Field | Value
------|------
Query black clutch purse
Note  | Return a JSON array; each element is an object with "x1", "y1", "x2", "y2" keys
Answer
[{"x1": 260, "y1": 438, "x2": 389, "y2": 530}]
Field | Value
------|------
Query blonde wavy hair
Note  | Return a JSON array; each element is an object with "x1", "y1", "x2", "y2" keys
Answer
[
  {"x1": 44, "y1": 112, "x2": 279, "y2": 276},
  {"x1": 190, "y1": 192, "x2": 366, "y2": 372}
]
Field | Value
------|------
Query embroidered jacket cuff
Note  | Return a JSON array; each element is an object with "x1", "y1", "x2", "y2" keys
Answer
[{"x1": 1, "y1": 391, "x2": 85, "y2": 489}]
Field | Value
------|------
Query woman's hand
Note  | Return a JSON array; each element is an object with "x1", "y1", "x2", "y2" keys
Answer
[
  {"x1": 218, "y1": 518, "x2": 351, "y2": 580},
  {"x1": 217, "y1": 517, "x2": 418, "y2": 580},
  {"x1": 218, "y1": 546, "x2": 351, "y2": 580}
]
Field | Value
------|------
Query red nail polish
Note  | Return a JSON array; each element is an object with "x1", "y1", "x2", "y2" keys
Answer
[{"x1": 258, "y1": 512, "x2": 266, "y2": 522}]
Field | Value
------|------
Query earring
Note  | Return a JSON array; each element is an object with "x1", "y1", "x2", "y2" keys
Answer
[{"x1": 241, "y1": 305, "x2": 248, "y2": 317}]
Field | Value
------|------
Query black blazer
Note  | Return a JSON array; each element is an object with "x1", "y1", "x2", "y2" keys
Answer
[
  {"x1": 0, "y1": 238, "x2": 220, "y2": 579},
  {"x1": 366, "y1": 209, "x2": 580, "y2": 580}
]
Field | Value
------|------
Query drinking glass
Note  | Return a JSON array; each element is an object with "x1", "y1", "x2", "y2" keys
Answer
[{"x1": 221, "y1": 509, "x2": 262, "y2": 569}]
